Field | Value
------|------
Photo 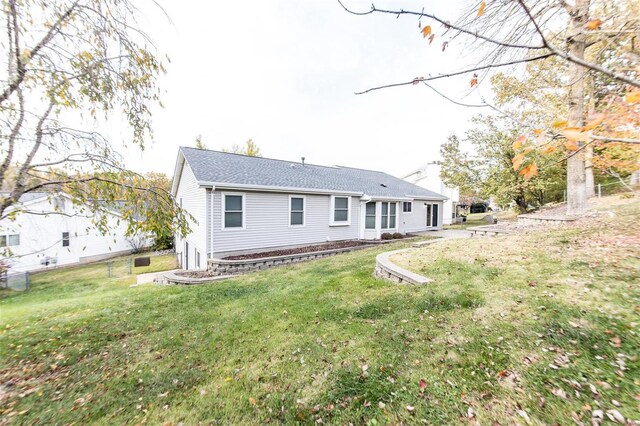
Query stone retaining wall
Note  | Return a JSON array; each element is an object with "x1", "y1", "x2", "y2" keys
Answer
[
  {"x1": 207, "y1": 245, "x2": 374, "y2": 276},
  {"x1": 517, "y1": 215, "x2": 576, "y2": 226},
  {"x1": 375, "y1": 249, "x2": 432, "y2": 285}
]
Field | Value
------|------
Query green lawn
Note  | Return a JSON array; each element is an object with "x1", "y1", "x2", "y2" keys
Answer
[
  {"x1": 445, "y1": 210, "x2": 517, "y2": 230},
  {"x1": 1, "y1": 201, "x2": 639, "y2": 425}
]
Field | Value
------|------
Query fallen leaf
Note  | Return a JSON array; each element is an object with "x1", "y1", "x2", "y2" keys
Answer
[
  {"x1": 610, "y1": 336, "x2": 621, "y2": 348},
  {"x1": 605, "y1": 409, "x2": 625, "y2": 424},
  {"x1": 249, "y1": 397, "x2": 257, "y2": 406},
  {"x1": 552, "y1": 388, "x2": 568, "y2": 399},
  {"x1": 419, "y1": 379, "x2": 427, "y2": 389}
]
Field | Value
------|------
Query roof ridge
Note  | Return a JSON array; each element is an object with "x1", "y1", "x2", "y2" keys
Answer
[{"x1": 179, "y1": 146, "x2": 381, "y2": 172}]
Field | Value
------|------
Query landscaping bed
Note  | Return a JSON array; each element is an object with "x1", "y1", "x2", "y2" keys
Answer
[{"x1": 222, "y1": 240, "x2": 373, "y2": 260}]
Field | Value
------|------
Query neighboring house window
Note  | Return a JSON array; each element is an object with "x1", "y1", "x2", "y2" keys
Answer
[
  {"x1": 381, "y1": 202, "x2": 397, "y2": 229},
  {"x1": 365, "y1": 202, "x2": 376, "y2": 229},
  {"x1": 290, "y1": 196, "x2": 305, "y2": 226},
  {"x1": 223, "y1": 193, "x2": 245, "y2": 229},
  {"x1": 62, "y1": 232, "x2": 70, "y2": 247},
  {"x1": 402, "y1": 201, "x2": 413, "y2": 213},
  {"x1": 0, "y1": 234, "x2": 19, "y2": 246},
  {"x1": 196, "y1": 250, "x2": 200, "y2": 269},
  {"x1": 331, "y1": 196, "x2": 350, "y2": 225}
]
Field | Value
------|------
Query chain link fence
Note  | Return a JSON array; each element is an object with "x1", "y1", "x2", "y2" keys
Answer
[{"x1": 0, "y1": 270, "x2": 30, "y2": 291}]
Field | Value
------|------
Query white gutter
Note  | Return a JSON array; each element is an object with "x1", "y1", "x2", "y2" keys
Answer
[{"x1": 198, "y1": 181, "x2": 362, "y2": 196}]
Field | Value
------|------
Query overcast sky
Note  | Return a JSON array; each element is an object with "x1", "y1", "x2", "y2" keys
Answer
[{"x1": 120, "y1": 0, "x2": 491, "y2": 178}]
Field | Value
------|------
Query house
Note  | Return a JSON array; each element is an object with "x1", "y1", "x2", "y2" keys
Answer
[
  {"x1": 171, "y1": 147, "x2": 447, "y2": 270},
  {"x1": 0, "y1": 192, "x2": 145, "y2": 273},
  {"x1": 401, "y1": 163, "x2": 460, "y2": 225}
]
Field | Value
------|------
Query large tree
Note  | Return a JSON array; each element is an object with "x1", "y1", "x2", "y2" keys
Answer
[
  {"x1": 339, "y1": 0, "x2": 640, "y2": 215},
  {"x1": 0, "y1": 0, "x2": 189, "y2": 239}
]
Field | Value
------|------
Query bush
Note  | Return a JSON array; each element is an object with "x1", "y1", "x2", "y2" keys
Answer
[
  {"x1": 381, "y1": 233, "x2": 394, "y2": 240},
  {"x1": 392, "y1": 232, "x2": 404, "y2": 239}
]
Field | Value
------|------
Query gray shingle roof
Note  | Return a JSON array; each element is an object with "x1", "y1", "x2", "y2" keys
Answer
[{"x1": 179, "y1": 147, "x2": 446, "y2": 200}]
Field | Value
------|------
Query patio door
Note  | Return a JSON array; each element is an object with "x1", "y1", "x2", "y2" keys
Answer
[{"x1": 426, "y1": 204, "x2": 439, "y2": 228}]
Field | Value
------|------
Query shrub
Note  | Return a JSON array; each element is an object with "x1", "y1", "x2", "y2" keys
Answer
[
  {"x1": 381, "y1": 233, "x2": 394, "y2": 240},
  {"x1": 392, "y1": 232, "x2": 404, "y2": 239}
]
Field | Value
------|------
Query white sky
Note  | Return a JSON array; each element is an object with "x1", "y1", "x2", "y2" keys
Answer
[{"x1": 120, "y1": 0, "x2": 491, "y2": 178}]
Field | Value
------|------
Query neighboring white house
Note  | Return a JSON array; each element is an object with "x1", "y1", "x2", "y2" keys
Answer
[
  {"x1": 171, "y1": 147, "x2": 447, "y2": 270},
  {"x1": 0, "y1": 192, "x2": 143, "y2": 273},
  {"x1": 401, "y1": 163, "x2": 460, "y2": 225}
]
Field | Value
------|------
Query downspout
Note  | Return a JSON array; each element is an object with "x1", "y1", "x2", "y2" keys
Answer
[{"x1": 359, "y1": 194, "x2": 372, "y2": 240}]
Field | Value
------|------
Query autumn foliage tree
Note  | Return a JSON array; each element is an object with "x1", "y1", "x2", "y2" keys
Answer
[
  {"x1": 340, "y1": 0, "x2": 640, "y2": 215},
  {"x1": 0, "y1": 0, "x2": 190, "y2": 239}
]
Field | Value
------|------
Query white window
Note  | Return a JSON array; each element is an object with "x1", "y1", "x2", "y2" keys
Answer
[
  {"x1": 0, "y1": 234, "x2": 20, "y2": 247},
  {"x1": 365, "y1": 202, "x2": 376, "y2": 229},
  {"x1": 62, "y1": 232, "x2": 70, "y2": 247},
  {"x1": 402, "y1": 201, "x2": 413, "y2": 213},
  {"x1": 330, "y1": 195, "x2": 351, "y2": 226},
  {"x1": 290, "y1": 196, "x2": 305, "y2": 226},
  {"x1": 381, "y1": 202, "x2": 397, "y2": 229},
  {"x1": 222, "y1": 193, "x2": 246, "y2": 229}
]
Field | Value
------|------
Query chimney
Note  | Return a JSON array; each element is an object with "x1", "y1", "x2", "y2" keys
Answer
[{"x1": 301, "y1": 157, "x2": 305, "y2": 166}]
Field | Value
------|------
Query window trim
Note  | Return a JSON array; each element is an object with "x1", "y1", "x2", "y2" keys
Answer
[
  {"x1": 402, "y1": 201, "x2": 413, "y2": 214},
  {"x1": 329, "y1": 195, "x2": 351, "y2": 226},
  {"x1": 1, "y1": 234, "x2": 20, "y2": 247},
  {"x1": 62, "y1": 232, "x2": 70, "y2": 247},
  {"x1": 381, "y1": 202, "x2": 397, "y2": 230},
  {"x1": 221, "y1": 192, "x2": 246, "y2": 230},
  {"x1": 289, "y1": 195, "x2": 306, "y2": 228},
  {"x1": 365, "y1": 202, "x2": 376, "y2": 230}
]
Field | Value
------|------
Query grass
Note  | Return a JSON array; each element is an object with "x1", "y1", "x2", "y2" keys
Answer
[
  {"x1": 1, "y1": 198, "x2": 639, "y2": 425},
  {"x1": 445, "y1": 210, "x2": 517, "y2": 230}
]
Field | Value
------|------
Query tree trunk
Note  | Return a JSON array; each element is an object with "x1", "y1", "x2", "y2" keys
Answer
[
  {"x1": 585, "y1": 144, "x2": 595, "y2": 198},
  {"x1": 566, "y1": 0, "x2": 590, "y2": 215}
]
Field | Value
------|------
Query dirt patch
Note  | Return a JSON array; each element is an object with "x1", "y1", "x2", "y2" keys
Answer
[{"x1": 221, "y1": 240, "x2": 375, "y2": 260}]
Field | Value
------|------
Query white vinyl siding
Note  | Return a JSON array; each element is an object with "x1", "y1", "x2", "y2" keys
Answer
[
  {"x1": 174, "y1": 162, "x2": 208, "y2": 269},
  {"x1": 398, "y1": 199, "x2": 444, "y2": 233},
  {"x1": 210, "y1": 191, "x2": 359, "y2": 255}
]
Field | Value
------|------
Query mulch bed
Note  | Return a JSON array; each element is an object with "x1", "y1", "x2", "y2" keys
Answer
[{"x1": 222, "y1": 240, "x2": 374, "y2": 260}]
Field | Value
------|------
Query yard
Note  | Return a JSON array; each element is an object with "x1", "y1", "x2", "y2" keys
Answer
[{"x1": 1, "y1": 198, "x2": 639, "y2": 425}]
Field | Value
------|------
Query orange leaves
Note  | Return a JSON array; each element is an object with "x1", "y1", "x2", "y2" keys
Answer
[
  {"x1": 421, "y1": 25, "x2": 432, "y2": 38},
  {"x1": 564, "y1": 140, "x2": 580, "y2": 151},
  {"x1": 625, "y1": 91, "x2": 640, "y2": 103},
  {"x1": 477, "y1": 1, "x2": 486, "y2": 17},
  {"x1": 512, "y1": 135, "x2": 526, "y2": 150},
  {"x1": 551, "y1": 119, "x2": 568, "y2": 128},
  {"x1": 512, "y1": 153, "x2": 525, "y2": 171},
  {"x1": 584, "y1": 113, "x2": 606, "y2": 130},
  {"x1": 519, "y1": 163, "x2": 538, "y2": 180},
  {"x1": 541, "y1": 145, "x2": 556, "y2": 154},
  {"x1": 585, "y1": 19, "x2": 603, "y2": 30},
  {"x1": 561, "y1": 127, "x2": 592, "y2": 143},
  {"x1": 470, "y1": 73, "x2": 478, "y2": 88}
]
